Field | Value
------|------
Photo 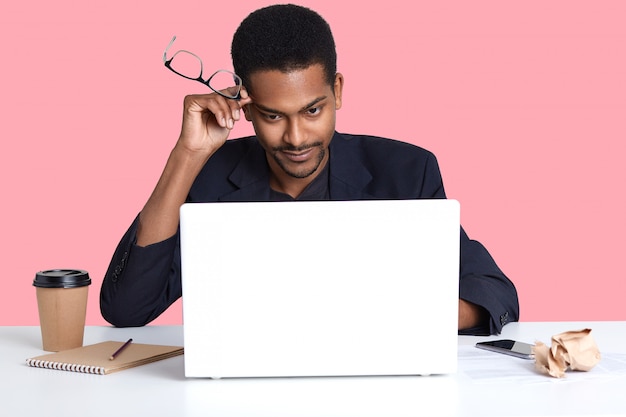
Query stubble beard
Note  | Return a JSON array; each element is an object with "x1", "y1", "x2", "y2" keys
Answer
[{"x1": 271, "y1": 143, "x2": 326, "y2": 179}]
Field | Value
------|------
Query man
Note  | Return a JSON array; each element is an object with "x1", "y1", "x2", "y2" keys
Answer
[{"x1": 100, "y1": 4, "x2": 519, "y2": 335}]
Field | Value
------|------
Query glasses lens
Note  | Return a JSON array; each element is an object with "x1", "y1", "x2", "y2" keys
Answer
[
  {"x1": 169, "y1": 51, "x2": 203, "y2": 80},
  {"x1": 208, "y1": 70, "x2": 242, "y2": 99}
]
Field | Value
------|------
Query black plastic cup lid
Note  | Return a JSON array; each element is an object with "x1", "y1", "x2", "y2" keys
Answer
[{"x1": 33, "y1": 269, "x2": 91, "y2": 288}]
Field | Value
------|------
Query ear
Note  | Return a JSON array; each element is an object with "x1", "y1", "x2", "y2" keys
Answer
[{"x1": 333, "y1": 72, "x2": 344, "y2": 110}]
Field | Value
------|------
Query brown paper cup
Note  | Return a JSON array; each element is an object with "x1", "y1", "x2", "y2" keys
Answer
[{"x1": 33, "y1": 269, "x2": 91, "y2": 352}]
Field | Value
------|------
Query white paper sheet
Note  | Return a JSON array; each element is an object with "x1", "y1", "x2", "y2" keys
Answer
[{"x1": 458, "y1": 345, "x2": 626, "y2": 385}]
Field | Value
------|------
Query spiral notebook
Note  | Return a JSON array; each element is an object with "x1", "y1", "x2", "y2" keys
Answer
[{"x1": 26, "y1": 341, "x2": 183, "y2": 375}]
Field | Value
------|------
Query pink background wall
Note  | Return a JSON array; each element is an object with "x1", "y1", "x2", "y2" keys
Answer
[{"x1": 2, "y1": 1, "x2": 624, "y2": 326}]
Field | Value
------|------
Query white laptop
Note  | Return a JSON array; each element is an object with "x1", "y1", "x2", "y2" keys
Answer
[{"x1": 179, "y1": 199, "x2": 460, "y2": 378}]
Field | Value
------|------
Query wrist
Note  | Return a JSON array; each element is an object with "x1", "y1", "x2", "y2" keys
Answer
[
  {"x1": 458, "y1": 299, "x2": 488, "y2": 330},
  {"x1": 170, "y1": 142, "x2": 213, "y2": 170}
]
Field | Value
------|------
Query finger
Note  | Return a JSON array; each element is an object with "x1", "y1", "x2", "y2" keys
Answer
[
  {"x1": 188, "y1": 94, "x2": 235, "y2": 129},
  {"x1": 239, "y1": 87, "x2": 252, "y2": 105},
  {"x1": 239, "y1": 86, "x2": 249, "y2": 100},
  {"x1": 222, "y1": 87, "x2": 251, "y2": 123},
  {"x1": 222, "y1": 91, "x2": 243, "y2": 122}
]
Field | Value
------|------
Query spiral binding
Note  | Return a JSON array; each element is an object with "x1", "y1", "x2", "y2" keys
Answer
[{"x1": 26, "y1": 358, "x2": 105, "y2": 375}]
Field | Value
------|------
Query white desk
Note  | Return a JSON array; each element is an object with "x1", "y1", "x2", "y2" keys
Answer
[{"x1": 2, "y1": 322, "x2": 625, "y2": 416}]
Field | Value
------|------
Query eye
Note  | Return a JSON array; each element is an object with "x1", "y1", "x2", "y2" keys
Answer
[
  {"x1": 305, "y1": 106, "x2": 322, "y2": 116},
  {"x1": 262, "y1": 112, "x2": 282, "y2": 121}
]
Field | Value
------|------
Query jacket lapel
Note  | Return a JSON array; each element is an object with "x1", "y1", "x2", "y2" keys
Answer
[
  {"x1": 219, "y1": 141, "x2": 271, "y2": 201},
  {"x1": 329, "y1": 132, "x2": 376, "y2": 200}
]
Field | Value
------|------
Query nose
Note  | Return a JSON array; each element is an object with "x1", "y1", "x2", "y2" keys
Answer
[{"x1": 283, "y1": 118, "x2": 307, "y2": 148}]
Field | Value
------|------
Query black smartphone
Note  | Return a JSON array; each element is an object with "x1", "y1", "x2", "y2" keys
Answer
[{"x1": 475, "y1": 339, "x2": 535, "y2": 360}]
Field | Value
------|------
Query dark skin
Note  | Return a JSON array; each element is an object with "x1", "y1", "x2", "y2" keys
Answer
[{"x1": 135, "y1": 63, "x2": 487, "y2": 330}]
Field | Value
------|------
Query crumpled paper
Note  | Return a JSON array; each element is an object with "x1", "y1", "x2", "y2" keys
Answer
[{"x1": 532, "y1": 328, "x2": 601, "y2": 378}]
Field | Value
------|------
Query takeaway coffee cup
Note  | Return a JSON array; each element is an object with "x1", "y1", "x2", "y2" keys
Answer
[{"x1": 33, "y1": 269, "x2": 91, "y2": 351}]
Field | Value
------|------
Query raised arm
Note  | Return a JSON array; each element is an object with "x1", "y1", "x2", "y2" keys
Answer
[{"x1": 100, "y1": 89, "x2": 251, "y2": 327}]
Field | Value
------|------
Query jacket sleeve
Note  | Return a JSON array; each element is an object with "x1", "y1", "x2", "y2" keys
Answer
[
  {"x1": 99, "y1": 215, "x2": 183, "y2": 327},
  {"x1": 419, "y1": 150, "x2": 519, "y2": 335},
  {"x1": 457, "y1": 227, "x2": 519, "y2": 335}
]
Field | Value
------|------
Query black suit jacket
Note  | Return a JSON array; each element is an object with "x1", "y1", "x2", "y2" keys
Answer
[{"x1": 100, "y1": 132, "x2": 519, "y2": 334}]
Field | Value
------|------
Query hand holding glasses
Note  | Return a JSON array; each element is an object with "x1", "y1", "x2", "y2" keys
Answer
[{"x1": 163, "y1": 36, "x2": 243, "y2": 100}]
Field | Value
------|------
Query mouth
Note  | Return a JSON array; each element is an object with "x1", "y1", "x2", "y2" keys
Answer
[{"x1": 281, "y1": 148, "x2": 315, "y2": 162}]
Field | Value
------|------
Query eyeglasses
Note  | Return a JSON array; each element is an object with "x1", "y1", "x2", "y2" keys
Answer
[{"x1": 163, "y1": 36, "x2": 242, "y2": 100}]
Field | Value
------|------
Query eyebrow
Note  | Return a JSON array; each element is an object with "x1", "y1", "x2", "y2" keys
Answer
[{"x1": 253, "y1": 96, "x2": 328, "y2": 116}]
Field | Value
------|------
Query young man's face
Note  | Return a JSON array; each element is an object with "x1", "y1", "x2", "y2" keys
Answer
[{"x1": 244, "y1": 64, "x2": 343, "y2": 195}]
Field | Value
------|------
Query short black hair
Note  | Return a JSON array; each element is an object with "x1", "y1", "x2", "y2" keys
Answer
[{"x1": 231, "y1": 4, "x2": 337, "y2": 92}]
